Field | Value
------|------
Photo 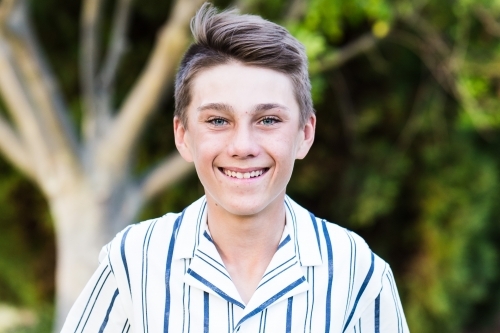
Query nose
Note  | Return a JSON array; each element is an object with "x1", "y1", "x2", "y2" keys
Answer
[{"x1": 227, "y1": 123, "x2": 260, "y2": 158}]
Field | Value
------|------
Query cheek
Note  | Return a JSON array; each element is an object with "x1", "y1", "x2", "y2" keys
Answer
[{"x1": 191, "y1": 134, "x2": 227, "y2": 162}]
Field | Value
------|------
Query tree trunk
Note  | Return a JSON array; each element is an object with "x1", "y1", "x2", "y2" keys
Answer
[{"x1": 49, "y1": 183, "x2": 134, "y2": 331}]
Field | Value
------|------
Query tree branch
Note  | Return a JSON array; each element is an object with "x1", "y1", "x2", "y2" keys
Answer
[
  {"x1": 98, "y1": 0, "x2": 132, "y2": 93},
  {"x1": 0, "y1": 111, "x2": 34, "y2": 178},
  {"x1": 329, "y1": 71, "x2": 357, "y2": 146},
  {"x1": 388, "y1": 30, "x2": 494, "y2": 138},
  {"x1": 285, "y1": 0, "x2": 307, "y2": 21},
  {"x1": 80, "y1": 0, "x2": 104, "y2": 140},
  {"x1": 139, "y1": 152, "x2": 194, "y2": 203},
  {"x1": 3, "y1": 0, "x2": 80, "y2": 169},
  {"x1": 310, "y1": 33, "x2": 379, "y2": 74},
  {"x1": 475, "y1": 6, "x2": 500, "y2": 37},
  {"x1": 98, "y1": 0, "x2": 204, "y2": 174},
  {"x1": 0, "y1": 39, "x2": 52, "y2": 184}
]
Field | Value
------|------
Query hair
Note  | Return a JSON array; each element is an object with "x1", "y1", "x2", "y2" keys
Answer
[{"x1": 174, "y1": 3, "x2": 314, "y2": 127}]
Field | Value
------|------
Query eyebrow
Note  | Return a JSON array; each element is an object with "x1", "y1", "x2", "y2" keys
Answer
[
  {"x1": 197, "y1": 102, "x2": 288, "y2": 113},
  {"x1": 252, "y1": 103, "x2": 289, "y2": 113},
  {"x1": 197, "y1": 103, "x2": 234, "y2": 113}
]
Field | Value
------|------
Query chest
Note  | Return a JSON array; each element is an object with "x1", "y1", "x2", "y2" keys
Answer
[{"x1": 123, "y1": 261, "x2": 349, "y2": 333}]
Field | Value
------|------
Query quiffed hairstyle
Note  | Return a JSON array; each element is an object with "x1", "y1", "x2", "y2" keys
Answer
[{"x1": 174, "y1": 3, "x2": 314, "y2": 127}]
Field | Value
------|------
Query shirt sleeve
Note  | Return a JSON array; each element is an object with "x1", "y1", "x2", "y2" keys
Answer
[
  {"x1": 60, "y1": 260, "x2": 131, "y2": 333},
  {"x1": 348, "y1": 266, "x2": 410, "y2": 333}
]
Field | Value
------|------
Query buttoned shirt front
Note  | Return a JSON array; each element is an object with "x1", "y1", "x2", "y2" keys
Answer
[{"x1": 61, "y1": 196, "x2": 410, "y2": 333}]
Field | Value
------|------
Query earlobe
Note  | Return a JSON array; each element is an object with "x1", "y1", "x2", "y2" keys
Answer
[
  {"x1": 296, "y1": 114, "x2": 316, "y2": 160},
  {"x1": 173, "y1": 116, "x2": 194, "y2": 162}
]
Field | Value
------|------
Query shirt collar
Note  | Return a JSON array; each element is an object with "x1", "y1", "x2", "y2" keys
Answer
[{"x1": 172, "y1": 195, "x2": 323, "y2": 266}]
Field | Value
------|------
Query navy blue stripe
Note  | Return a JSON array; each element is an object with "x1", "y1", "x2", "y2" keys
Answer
[
  {"x1": 231, "y1": 304, "x2": 234, "y2": 331},
  {"x1": 308, "y1": 212, "x2": 322, "y2": 260},
  {"x1": 120, "y1": 226, "x2": 133, "y2": 294},
  {"x1": 309, "y1": 267, "x2": 315, "y2": 333},
  {"x1": 303, "y1": 268, "x2": 310, "y2": 333},
  {"x1": 195, "y1": 254, "x2": 232, "y2": 280},
  {"x1": 375, "y1": 294, "x2": 380, "y2": 333},
  {"x1": 284, "y1": 200, "x2": 301, "y2": 264},
  {"x1": 182, "y1": 260, "x2": 187, "y2": 333},
  {"x1": 164, "y1": 210, "x2": 186, "y2": 333},
  {"x1": 193, "y1": 201, "x2": 207, "y2": 256},
  {"x1": 257, "y1": 261, "x2": 297, "y2": 289},
  {"x1": 263, "y1": 309, "x2": 267, "y2": 333},
  {"x1": 188, "y1": 269, "x2": 245, "y2": 308},
  {"x1": 286, "y1": 297, "x2": 293, "y2": 333},
  {"x1": 74, "y1": 265, "x2": 110, "y2": 332},
  {"x1": 81, "y1": 270, "x2": 112, "y2": 332},
  {"x1": 121, "y1": 319, "x2": 128, "y2": 333},
  {"x1": 343, "y1": 252, "x2": 375, "y2": 332},
  {"x1": 321, "y1": 221, "x2": 334, "y2": 333},
  {"x1": 204, "y1": 292, "x2": 209, "y2": 333},
  {"x1": 277, "y1": 235, "x2": 291, "y2": 250},
  {"x1": 386, "y1": 271, "x2": 402, "y2": 332},
  {"x1": 198, "y1": 249, "x2": 226, "y2": 270},
  {"x1": 142, "y1": 220, "x2": 158, "y2": 333},
  {"x1": 203, "y1": 230, "x2": 213, "y2": 243},
  {"x1": 236, "y1": 277, "x2": 306, "y2": 328},
  {"x1": 261, "y1": 256, "x2": 296, "y2": 280},
  {"x1": 98, "y1": 289, "x2": 119, "y2": 333},
  {"x1": 342, "y1": 230, "x2": 355, "y2": 328},
  {"x1": 228, "y1": 303, "x2": 231, "y2": 333},
  {"x1": 187, "y1": 283, "x2": 192, "y2": 333}
]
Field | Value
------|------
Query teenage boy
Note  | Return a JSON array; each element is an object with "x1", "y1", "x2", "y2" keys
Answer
[{"x1": 62, "y1": 4, "x2": 409, "y2": 333}]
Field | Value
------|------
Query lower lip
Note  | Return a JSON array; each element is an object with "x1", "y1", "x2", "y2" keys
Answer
[{"x1": 218, "y1": 168, "x2": 269, "y2": 180}]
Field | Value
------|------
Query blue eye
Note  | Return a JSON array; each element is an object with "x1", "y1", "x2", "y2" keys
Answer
[
  {"x1": 208, "y1": 118, "x2": 228, "y2": 126},
  {"x1": 260, "y1": 117, "x2": 280, "y2": 125}
]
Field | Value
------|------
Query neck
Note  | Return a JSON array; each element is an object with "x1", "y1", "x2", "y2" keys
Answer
[
  {"x1": 204, "y1": 193, "x2": 286, "y2": 303},
  {"x1": 205, "y1": 194, "x2": 286, "y2": 264}
]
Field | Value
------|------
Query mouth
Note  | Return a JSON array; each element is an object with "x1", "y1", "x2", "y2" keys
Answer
[{"x1": 219, "y1": 167, "x2": 269, "y2": 179}]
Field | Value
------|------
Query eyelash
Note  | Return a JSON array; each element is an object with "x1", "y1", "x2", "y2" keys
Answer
[
  {"x1": 207, "y1": 117, "x2": 228, "y2": 126},
  {"x1": 259, "y1": 116, "x2": 281, "y2": 125},
  {"x1": 206, "y1": 116, "x2": 281, "y2": 126}
]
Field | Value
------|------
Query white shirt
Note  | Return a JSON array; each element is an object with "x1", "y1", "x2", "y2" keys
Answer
[{"x1": 62, "y1": 196, "x2": 410, "y2": 333}]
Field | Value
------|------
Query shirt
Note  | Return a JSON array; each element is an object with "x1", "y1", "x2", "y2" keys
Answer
[{"x1": 61, "y1": 195, "x2": 410, "y2": 333}]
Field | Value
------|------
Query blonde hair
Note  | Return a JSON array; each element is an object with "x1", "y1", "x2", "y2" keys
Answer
[{"x1": 174, "y1": 3, "x2": 313, "y2": 126}]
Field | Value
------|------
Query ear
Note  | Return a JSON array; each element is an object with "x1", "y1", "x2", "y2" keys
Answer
[
  {"x1": 296, "y1": 114, "x2": 316, "y2": 160},
  {"x1": 173, "y1": 116, "x2": 194, "y2": 162}
]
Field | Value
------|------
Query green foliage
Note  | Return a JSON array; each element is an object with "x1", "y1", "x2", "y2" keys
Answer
[{"x1": 0, "y1": 161, "x2": 54, "y2": 308}]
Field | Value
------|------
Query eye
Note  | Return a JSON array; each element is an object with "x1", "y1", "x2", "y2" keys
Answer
[
  {"x1": 260, "y1": 116, "x2": 280, "y2": 126},
  {"x1": 207, "y1": 117, "x2": 228, "y2": 126}
]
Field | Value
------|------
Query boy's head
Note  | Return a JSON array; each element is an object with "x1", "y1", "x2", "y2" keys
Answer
[
  {"x1": 173, "y1": 3, "x2": 316, "y2": 216},
  {"x1": 174, "y1": 3, "x2": 314, "y2": 127}
]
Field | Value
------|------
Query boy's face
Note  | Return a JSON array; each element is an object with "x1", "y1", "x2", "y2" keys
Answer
[{"x1": 174, "y1": 62, "x2": 315, "y2": 217}]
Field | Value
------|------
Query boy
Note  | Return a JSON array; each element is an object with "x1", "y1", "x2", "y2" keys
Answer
[{"x1": 62, "y1": 3, "x2": 409, "y2": 332}]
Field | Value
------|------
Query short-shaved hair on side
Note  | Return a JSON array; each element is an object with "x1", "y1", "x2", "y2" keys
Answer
[{"x1": 174, "y1": 3, "x2": 314, "y2": 128}]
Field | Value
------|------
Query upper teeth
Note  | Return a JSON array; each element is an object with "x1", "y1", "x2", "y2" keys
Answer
[{"x1": 223, "y1": 169, "x2": 264, "y2": 179}]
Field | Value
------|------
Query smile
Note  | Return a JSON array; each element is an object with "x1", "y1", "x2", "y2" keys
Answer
[{"x1": 219, "y1": 168, "x2": 268, "y2": 179}]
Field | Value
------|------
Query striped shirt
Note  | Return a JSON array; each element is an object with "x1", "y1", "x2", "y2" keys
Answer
[{"x1": 61, "y1": 196, "x2": 410, "y2": 333}]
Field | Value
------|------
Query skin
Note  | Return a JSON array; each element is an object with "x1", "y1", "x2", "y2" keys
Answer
[{"x1": 174, "y1": 62, "x2": 316, "y2": 304}]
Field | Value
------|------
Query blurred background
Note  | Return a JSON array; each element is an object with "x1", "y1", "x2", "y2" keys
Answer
[{"x1": 0, "y1": 0, "x2": 499, "y2": 332}]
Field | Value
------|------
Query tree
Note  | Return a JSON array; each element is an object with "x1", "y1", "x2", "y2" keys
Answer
[{"x1": 0, "y1": 0, "x2": 204, "y2": 330}]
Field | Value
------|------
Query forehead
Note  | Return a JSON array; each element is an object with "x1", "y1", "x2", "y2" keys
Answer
[{"x1": 188, "y1": 62, "x2": 299, "y2": 113}]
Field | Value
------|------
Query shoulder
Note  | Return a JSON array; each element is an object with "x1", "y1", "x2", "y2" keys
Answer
[
  {"x1": 317, "y1": 217, "x2": 388, "y2": 281},
  {"x1": 99, "y1": 212, "x2": 181, "y2": 264},
  {"x1": 286, "y1": 195, "x2": 387, "y2": 273},
  {"x1": 287, "y1": 196, "x2": 389, "y2": 326}
]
